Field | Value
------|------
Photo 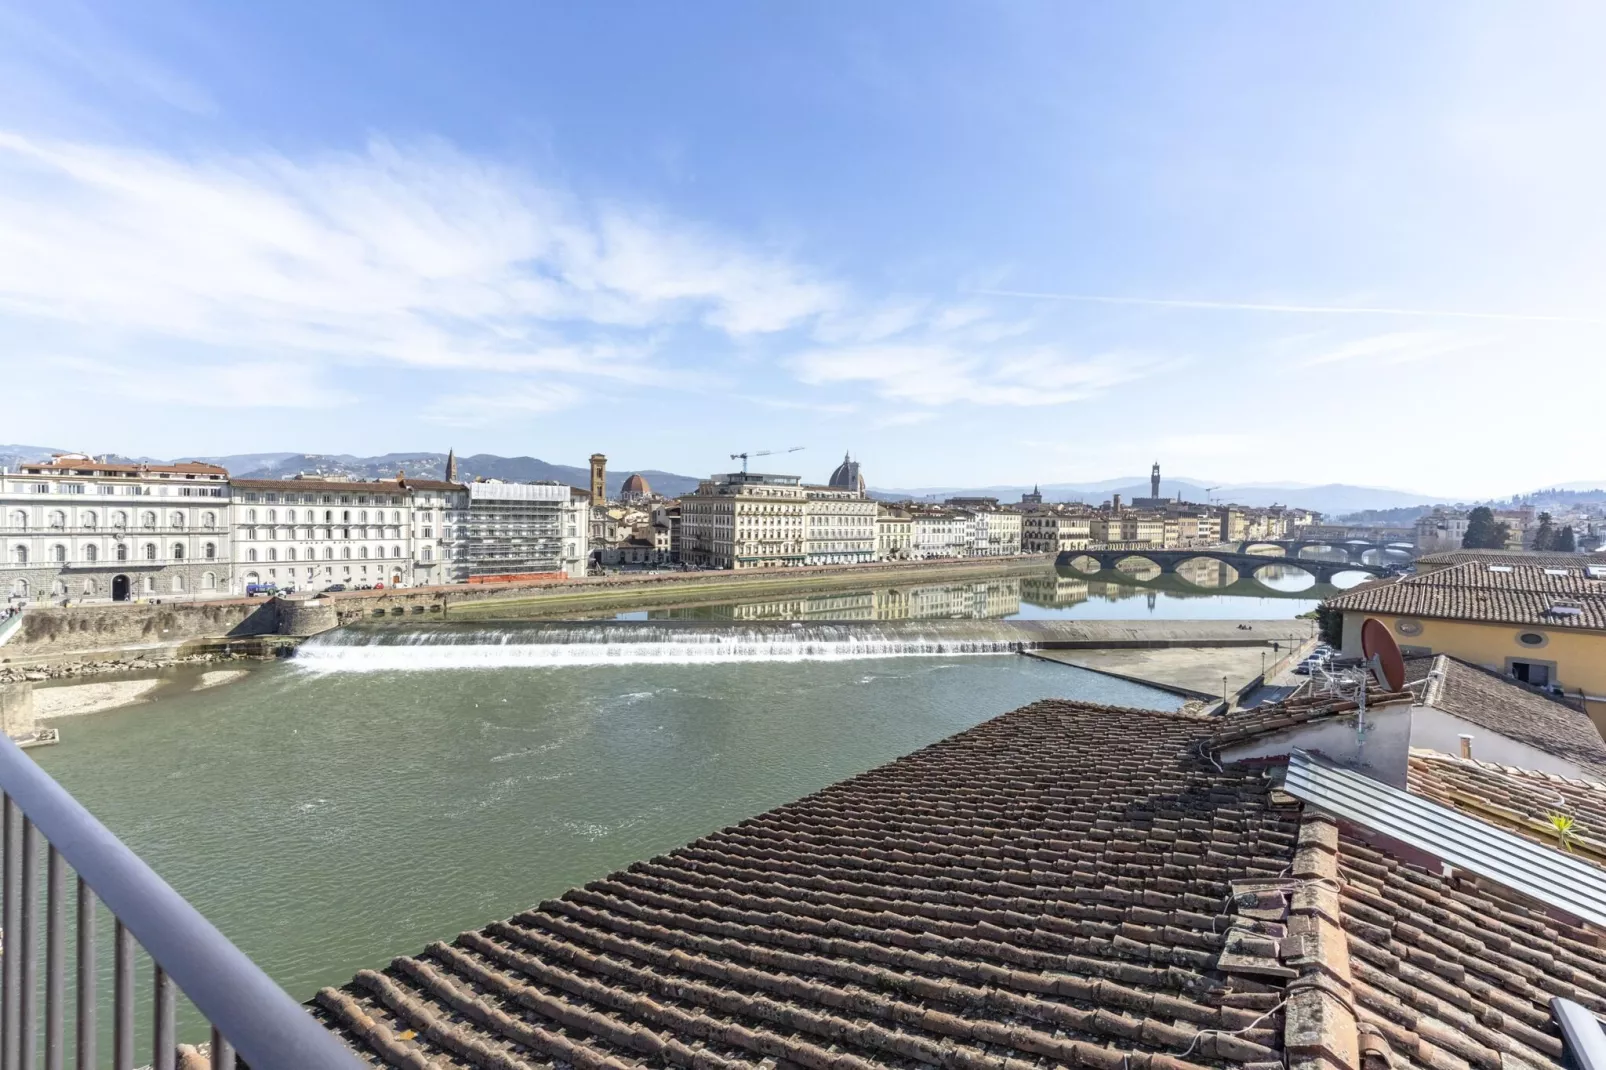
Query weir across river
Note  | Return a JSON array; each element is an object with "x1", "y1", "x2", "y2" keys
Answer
[{"x1": 292, "y1": 617, "x2": 1314, "y2": 672}]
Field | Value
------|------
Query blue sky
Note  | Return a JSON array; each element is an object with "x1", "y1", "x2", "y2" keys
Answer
[{"x1": 1, "y1": 2, "x2": 1601, "y2": 496}]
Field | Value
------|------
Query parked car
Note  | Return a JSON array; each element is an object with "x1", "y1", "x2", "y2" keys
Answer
[
  {"x1": 245, "y1": 583, "x2": 278, "y2": 596},
  {"x1": 373, "y1": 582, "x2": 385, "y2": 590},
  {"x1": 325, "y1": 583, "x2": 347, "y2": 593}
]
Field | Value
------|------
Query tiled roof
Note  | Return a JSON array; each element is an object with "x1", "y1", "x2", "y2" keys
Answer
[
  {"x1": 1407, "y1": 750, "x2": 1606, "y2": 865},
  {"x1": 1213, "y1": 686, "x2": 1415, "y2": 748},
  {"x1": 319, "y1": 699, "x2": 1305, "y2": 1070},
  {"x1": 1417, "y1": 548, "x2": 1605, "y2": 572},
  {"x1": 230, "y1": 478, "x2": 412, "y2": 495},
  {"x1": 1336, "y1": 825, "x2": 1606, "y2": 1070},
  {"x1": 1322, "y1": 562, "x2": 1606, "y2": 630},
  {"x1": 319, "y1": 698, "x2": 1606, "y2": 1070},
  {"x1": 1413, "y1": 655, "x2": 1606, "y2": 779}
]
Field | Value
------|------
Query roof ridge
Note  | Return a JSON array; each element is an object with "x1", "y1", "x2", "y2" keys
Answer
[{"x1": 1408, "y1": 746, "x2": 1606, "y2": 792}]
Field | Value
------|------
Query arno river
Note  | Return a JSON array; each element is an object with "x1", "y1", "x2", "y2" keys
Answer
[{"x1": 31, "y1": 556, "x2": 1373, "y2": 1039}]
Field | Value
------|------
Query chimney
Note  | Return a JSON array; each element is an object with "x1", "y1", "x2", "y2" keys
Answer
[{"x1": 1459, "y1": 734, "x2": 1474, "y2": 760}]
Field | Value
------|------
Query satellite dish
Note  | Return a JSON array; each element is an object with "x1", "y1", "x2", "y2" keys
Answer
[{"x1": 1361, "y1": 618, "x2": 1406, "y2": 693}]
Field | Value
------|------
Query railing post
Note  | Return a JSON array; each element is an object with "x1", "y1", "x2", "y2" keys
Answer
[
  {"x1": 46, "y1": 847, "x2": 64, "y2": 1070},
  {"x1": 114, "y1": 922, "x2": 133, "y2": 1070},
  {"x1": 153, "y1": 966, "x2": 174, "y2": 1070},
  {"x1": 3, "y1": 795, "x2": 18, "y2": 1070},
  {"x1": 75, "y1": 880, "x2": 95, "y2": 1070},
  {"x1": 22, "y1": 822, "x2": 39, "y2": 1070}
]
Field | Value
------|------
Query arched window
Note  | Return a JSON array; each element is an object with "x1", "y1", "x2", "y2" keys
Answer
[
  {"x1": 323, "y1": 547, "x2": 333, "y2": 560},
  {"x1": 144, "y1": 543, "x2": 157, "y2": 561},
  {"x1": 267, "y1": 509, "x2": 277, "y2": 523},
  {"x1": 267, "y1": 548, "x2": 277, "y2": 562},
  {"x1": 83, "y1": 512, "x2": 98, "y2": 529},
  {"x1": 85, "y1": 545, "x2": 98, "y2": 563},
  {"x1": 8, "y1": 511, "x2": 24, "y2": 530},
  {"x1": 172, "y1": 544, "x2": 185, "y2": 561},
  {"x1": 142, "y1": 511, "x2": 157, "y2": 527},
  {"x1": 113, "y1": 511, "x2": 128, "y2": 529},
  {"x1": 201, "y1": 572, "x2": 216, "y2": 590},
  {"x1": 204, "y1": 542, "x2": 216, "y2": 560},
  {"x1": 359, "y1": 546, "x2": 368, "y2": 559},
  {"x1": 11, "y1": 579, "x2": 27, "y2": 599},
  {"x1": 172, "y1": 575, "x2": 185, "y2": 593},
  {"x1": 48, "y1": 510, "x2": 66, "y2": 528},
  {"x1": 247, "y1": 548, "x2": 257, "y2": 562},
  {"x1": 342, "y1": 510, "x2": 351, "y2": 523},
  {"x1": 115, "y1": 544, "x2": 127, "y2": 562},
  {"x1": 392, "y1": 545, "x2": 402, "y2": 558},
  {"x1": 359, "y1": 510, "x2": 368, "y2": 523},
  {"x1": 52, "y1": 544, "x2": 66, "y2": 563},
  {"x1": 284, "y1": 509, "x2": 296, "y2": 523},
  {"x1": 341, "y1": 547, "x2": 351, "y2": 559},
  {"x1": 392, "y1": 510, "x2": 401, "y2": 523},
  {"x1": 10, "y1": 546, "x2": 25, "y2": 565},
  {"x1": 170, "y1": 512, "x2": 184, "y2": 528},
  {"x1": 324, "y1": 510, "x2": 333, "y2": 523},
  {"x1": 243, "y1": 571, "x2": 260, "y2": 586},
  {"x1": 286, "y1": 547, "x2": 297, "y2": 561},
  {"x1": 202, "y1": 512, "x2": 216, "y2": 527},
  {"x1": 83, "y1": 579, "x2": 96, "y2": 596},
  {"x1": 247, "y1": 509, "x2": 257, "y2": 523}
]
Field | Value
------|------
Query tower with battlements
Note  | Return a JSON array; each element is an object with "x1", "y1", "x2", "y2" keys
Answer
[{"x1": 1151, "y1": 461, "x2": 1160, "y2": 500}]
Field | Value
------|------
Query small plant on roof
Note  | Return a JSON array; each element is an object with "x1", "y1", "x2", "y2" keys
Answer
[{"x1": 1546, "y1": 813, "x2": 1576, "y2": 853}]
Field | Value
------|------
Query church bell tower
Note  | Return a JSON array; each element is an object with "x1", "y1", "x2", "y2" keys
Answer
[{"x1": 589, "y1": 453, "x2": 608, "y2": 503}]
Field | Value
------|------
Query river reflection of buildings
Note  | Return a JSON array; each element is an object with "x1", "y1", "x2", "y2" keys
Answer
[{"x1": 645, "y1": 558, "x2": 1325, "y2": 623}]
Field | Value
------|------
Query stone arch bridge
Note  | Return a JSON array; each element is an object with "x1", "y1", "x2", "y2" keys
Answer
[
  {"x1": 1234, "y1": 538, "x2": 1415, "y2": 563},
  {"x1": 1058, "y1": 548, "x2": 1393, "y2": 584}
]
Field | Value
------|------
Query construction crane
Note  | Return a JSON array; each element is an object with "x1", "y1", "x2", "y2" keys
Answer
[
  {"x1": 1204, "y1": 485, "x2": 1221, "y2": 504},
  {"x1": 730, "y1": 446, "x2": 805, "y2": 475}
]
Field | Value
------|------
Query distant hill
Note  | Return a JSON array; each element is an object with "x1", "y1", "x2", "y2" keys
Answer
[
  {"x1": 0, "y1": 444, "x2": 65, "y2": 471},
  {"x1": 871, "y1": 477, "x2": 1452, "y2": 516},
  {"x1": 189, "y1": 451, "x2": 705, "y2": 499}
]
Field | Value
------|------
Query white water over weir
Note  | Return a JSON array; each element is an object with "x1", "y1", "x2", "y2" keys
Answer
[{"x1": 294, "y1": 621, "x2": 1035, "y2": 672}]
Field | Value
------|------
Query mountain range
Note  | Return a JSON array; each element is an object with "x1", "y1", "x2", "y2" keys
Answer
[{"x1": 2, "y1": 445, "x2": 1600, "y2": 516}]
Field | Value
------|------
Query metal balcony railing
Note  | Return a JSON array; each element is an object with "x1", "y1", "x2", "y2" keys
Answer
[{"x1": 0, "y1": 733, "x2": 364, "y2": 1070}]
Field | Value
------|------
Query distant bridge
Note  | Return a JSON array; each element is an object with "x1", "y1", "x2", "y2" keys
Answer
[
  {"x1": 1235, "y1": 538, "x2": 1416, "y2": 563},
  {"x1": 1059, "y1": 548, "x2": 1393, "y2": 584}
]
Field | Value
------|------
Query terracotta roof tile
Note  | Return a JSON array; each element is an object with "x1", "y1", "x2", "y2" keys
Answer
[
  {"x1": 318, "y1": 700, "x2": 1303, "y2": 1069},
  {"x1": 1407, "y1": 751, "x2": 1606, "y2": 865},
  {"x1": 1323, "y1": 563, "x2": 1606, "y2": 630}
]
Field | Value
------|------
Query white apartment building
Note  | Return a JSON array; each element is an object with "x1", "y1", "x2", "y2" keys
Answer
[
  {"x1": 803, "y1": 485, "x2": 876, "y2": 566},
  {"x1": 406, "y1": 479, "x2": 469, "y2": 586},
  {"x1": 911, "y1": 513, "x2": 970, "y2": 559},
  {"x1": 2, "y1": 455, "x2": 231, "y2": 603},
  {"x1": 1022, "y1": 513, "x2": 1093, "y2": 554},
  {"x1": 680, "y1": 472, "x2": 807, "y2": 569},
  {"x1": 230, "y1": 477, "x2": 413, "y2": 593},
  {"x1": 875, "y1": 506, "x2": 913, "y2": 561},
  {"x1": 969, "y1": 510, "x2": 1022, "y2": 556}
]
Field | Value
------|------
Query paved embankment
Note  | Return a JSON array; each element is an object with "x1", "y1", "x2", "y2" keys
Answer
[{"x1": 1028, "y1": 621, "x2": 1315, "y2": 705}]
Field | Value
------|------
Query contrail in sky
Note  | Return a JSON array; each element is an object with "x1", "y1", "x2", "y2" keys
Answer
[{"x1": 975, "y1": 289, "x2": 1604, "y2": 325}]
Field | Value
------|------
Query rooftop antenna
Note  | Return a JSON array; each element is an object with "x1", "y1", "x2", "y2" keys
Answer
[{"x1": 729, "y1": 446, "x2": 804, "y2": 475}]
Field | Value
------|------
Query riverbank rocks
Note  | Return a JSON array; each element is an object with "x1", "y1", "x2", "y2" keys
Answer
[{"x1": 0, "y1": 650, "x2": 251, "y2": 685}]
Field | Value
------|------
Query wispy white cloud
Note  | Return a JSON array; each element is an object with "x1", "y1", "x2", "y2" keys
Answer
[
  {"x1": 425, "y1": 383, "x2": 586, "y2": 427},
  {"x1": 790, "y1": 345, "x2": 1163, "y2": 407},
  {"x1": 47, "y1": 355, "x2": 351, "y2": 408},
  {"x1": 0, "y1": 131, "x2": 840, "y2": 385},
  {"x1": 978, "y1": 289, "x2": 1606, "y2": 325},
  {"x1": 873, "y1": 411, "x2": 937, "y2": 428},
  {"x1": 1298, "y1": 331, "x2": 1489, "y2": 367}
]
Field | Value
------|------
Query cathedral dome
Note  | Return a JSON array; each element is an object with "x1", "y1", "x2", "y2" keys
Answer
[
  {"x1": 620, "y1": 473, "x2": 652, "y2": 498},
  {"x1": 828, "y1": 452, "x2": 864, "y2": 492}
]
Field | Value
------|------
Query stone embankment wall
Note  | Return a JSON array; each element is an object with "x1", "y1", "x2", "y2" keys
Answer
[
  {"x1": 1, "y1": 555, "x2": 1056, "y2": 657},
  {"x1": 0, "y1": 682, "x2": 34, "y2": 738},
  {"x1": 3, "y1": 599, "x2": 279, "y2": 658}
]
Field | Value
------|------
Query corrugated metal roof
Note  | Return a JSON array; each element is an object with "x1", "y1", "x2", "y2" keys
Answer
[{"x1": 1285, "y1": 749, "x2": 1606, "y2": 930}]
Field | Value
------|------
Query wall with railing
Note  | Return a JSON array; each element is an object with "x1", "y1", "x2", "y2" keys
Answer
[{"x1": 0, "y1": 732, "x2": 362, "y2": 1068}]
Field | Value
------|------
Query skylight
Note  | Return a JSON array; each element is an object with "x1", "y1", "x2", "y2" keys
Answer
[
  {"x1": 1544, "y1": 568, "x2": 1570, "y2": 577},
  {"x1": 1488, "y1": 565, "x2": 1513, "y2": 572}
]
